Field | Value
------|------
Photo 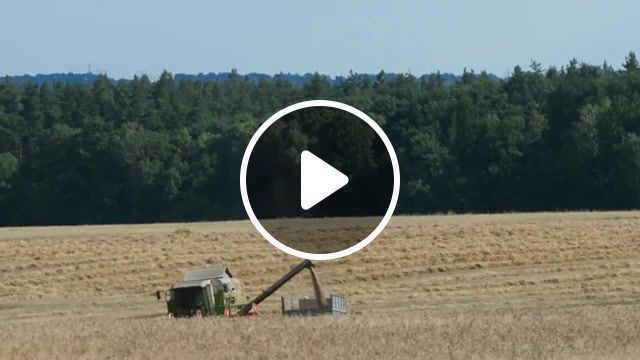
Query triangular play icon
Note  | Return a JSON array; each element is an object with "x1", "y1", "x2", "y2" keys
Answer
[{"x1": 300, "y1": 150, "x2": 349, "y2": 210}]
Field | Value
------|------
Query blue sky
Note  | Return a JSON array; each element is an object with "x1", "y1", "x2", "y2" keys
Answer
[{"x1": 1, "y1": 0, "x2": 638, "y2": 78}]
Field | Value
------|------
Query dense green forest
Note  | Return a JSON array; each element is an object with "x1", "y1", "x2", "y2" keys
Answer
[{"x1": 1, "y1": 53, "x2": 640, "y2": 226}]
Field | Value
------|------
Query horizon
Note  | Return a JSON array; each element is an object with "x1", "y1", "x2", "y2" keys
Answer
[
  {"x1": 2, "y1": 1, "x2": 639, "y2": 79},
  {"x1": 4, "y1": 69, "x2": 472, "y2": 80},
  {"x1": 3, "y1": 52, "x2": 637, "y2": 82}
]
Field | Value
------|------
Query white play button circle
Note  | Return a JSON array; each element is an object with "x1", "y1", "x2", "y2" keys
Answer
[
  {"x1": 240, "y1": 100, "x2": 400, "y2": 260},
  {"x1": 300, "y1": 150, "x2": 349, "y2": 210}
]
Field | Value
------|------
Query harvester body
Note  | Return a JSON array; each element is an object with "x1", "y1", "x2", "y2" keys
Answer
[{"x1": 166, "y1": 266, "x2": 240, "y2": 318}]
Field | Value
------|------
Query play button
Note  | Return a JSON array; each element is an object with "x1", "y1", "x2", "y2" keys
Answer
[
  {"x1": 240, "y1": 100, "x2": 400, "y2": 260},
  {"x1": 300, "y1": 151, "x2": 349, "y2": 210}
]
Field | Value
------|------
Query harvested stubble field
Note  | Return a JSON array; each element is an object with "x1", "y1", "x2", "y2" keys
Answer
[{"x1": 1, "y1": 212, "x2": 640, "y2": 359}]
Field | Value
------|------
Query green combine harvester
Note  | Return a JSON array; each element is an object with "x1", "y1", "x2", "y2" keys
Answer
[{"x1": 157, "y1": 259, "x2": 347, "y2": 318}]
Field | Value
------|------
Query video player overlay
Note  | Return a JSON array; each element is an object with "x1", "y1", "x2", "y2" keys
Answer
[{"x1": 245, "y1": 106, "x2": 394, "y2": 254}]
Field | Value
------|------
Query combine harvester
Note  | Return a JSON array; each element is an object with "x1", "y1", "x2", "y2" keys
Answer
[{"x1": 157, "y1": 259, "x2": 347, "y2": 318}]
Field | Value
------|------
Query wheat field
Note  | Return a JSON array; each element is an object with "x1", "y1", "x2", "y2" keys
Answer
[{"x1": 1, "y1": 212, "x2": 640, "y2": 359}]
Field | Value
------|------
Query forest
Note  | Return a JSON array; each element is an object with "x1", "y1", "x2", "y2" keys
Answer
[{"x1": 1, "y1": 53, "x2": 639, "y2": 226}]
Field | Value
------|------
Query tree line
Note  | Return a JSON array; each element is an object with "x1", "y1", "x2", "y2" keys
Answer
[{"x1": 1, "y1": 53, "x2": 639, "y2": 225}]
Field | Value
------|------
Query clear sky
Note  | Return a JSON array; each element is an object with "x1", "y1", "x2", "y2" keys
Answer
[{"x1": 1, "y1": 0, "x2": 638, "y2": 78}]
